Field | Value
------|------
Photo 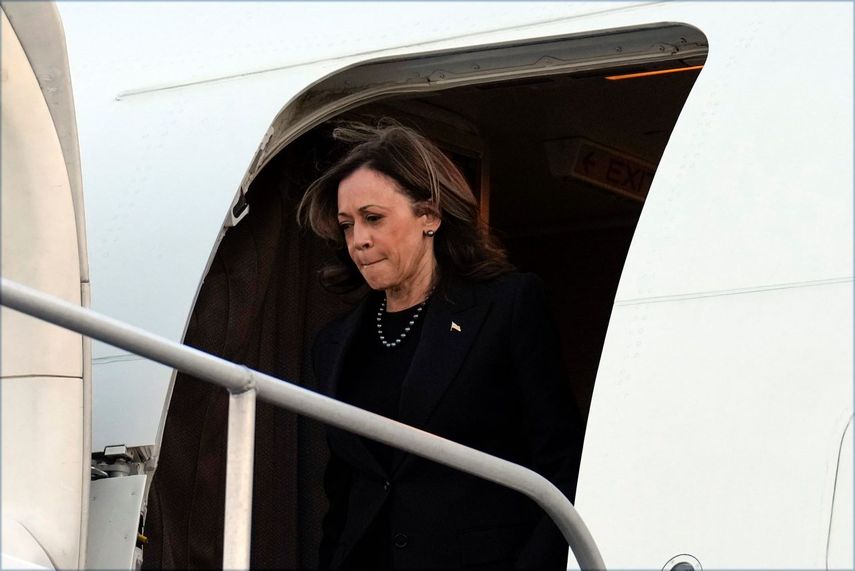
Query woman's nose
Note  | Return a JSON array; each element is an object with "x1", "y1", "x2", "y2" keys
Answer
[{"x1": 353, "y1": 224, "x2": 372, "y2": 249}]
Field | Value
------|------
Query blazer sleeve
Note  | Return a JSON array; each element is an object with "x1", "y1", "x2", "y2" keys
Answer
[{"x1": 508, "y1": 274, "x2": 585, "y2": 570}]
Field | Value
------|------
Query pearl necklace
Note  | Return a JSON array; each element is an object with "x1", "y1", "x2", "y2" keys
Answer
[{"x1": 376, "y1": 294, "x2": 430, "y2": 348}]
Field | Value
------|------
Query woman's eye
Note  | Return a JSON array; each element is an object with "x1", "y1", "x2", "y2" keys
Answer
[
  {"x1": 365, "y1": 214, "x2": 382, "y2": 223},
  {"x1": 338, "y1": 221, "x2": 353, "y2": 232}
]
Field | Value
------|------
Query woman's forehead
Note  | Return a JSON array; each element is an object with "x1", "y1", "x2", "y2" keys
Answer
[{"x1": 337, "y1": 167, "x2": 411, "y2": 213}]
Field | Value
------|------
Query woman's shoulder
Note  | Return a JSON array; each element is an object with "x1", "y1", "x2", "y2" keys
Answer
[
  {"x1": 475, "y1": 271, "x2": 545, "y2": 299},
  {"x1": 440, "y1": 271, "x2": 546, "y2": 312}
]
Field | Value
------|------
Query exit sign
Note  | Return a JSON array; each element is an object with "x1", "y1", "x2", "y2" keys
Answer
[{"x1": 545, "y1": 138, "x2": 656, "y2": 202}]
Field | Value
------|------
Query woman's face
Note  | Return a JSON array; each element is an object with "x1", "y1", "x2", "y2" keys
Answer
[{"x1": 337, "y1": 166, "x2": 439, "y2": 294}]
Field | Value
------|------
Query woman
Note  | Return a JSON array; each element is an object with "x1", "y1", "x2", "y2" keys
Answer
[{"x1": 297, "y1": 121, "x2": 584, "y2": 569}]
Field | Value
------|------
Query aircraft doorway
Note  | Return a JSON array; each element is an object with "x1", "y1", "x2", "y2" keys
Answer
[
  {"x1": 323, "y1": 58, "x2": 704, "y2": 420},
  {"x1": 146, "y1": 24, "x2": 707, "y2": 569}
]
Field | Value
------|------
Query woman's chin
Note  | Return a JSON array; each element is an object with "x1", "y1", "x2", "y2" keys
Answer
[{"x1": 359, "y1": 274, "x2": 389, "y2": 292}]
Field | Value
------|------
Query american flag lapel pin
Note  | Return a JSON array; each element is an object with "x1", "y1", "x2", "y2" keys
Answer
[{"x1": 450, "y1": 321, "x2": 462, "y2": 332}]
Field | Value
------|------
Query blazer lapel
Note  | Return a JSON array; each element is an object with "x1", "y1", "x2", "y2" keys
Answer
[
  {"x1": 392, "y1": 278, "x2": 492, "y2": 474},
  {"x1": 320, "y1": 294, "x2": 388, "y2": 480}
]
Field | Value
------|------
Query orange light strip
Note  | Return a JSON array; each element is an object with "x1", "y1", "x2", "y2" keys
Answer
[{"x1": 605, "y1": 65, "x2": 704, "y2": 80}]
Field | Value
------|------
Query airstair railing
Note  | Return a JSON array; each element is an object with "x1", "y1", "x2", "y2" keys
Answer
[{"x1": 0, "y1": 277, "x2": 606, "y2": 570}]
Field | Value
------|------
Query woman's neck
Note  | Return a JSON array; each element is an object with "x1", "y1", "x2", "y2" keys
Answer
[{"x1": 385, "y1": 264, "x2": 437, "y2": 312}]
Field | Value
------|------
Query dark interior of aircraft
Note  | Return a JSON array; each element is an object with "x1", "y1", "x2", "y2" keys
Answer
[{"x1": 144, "y1": 57, "x2": 702, "y2": 569}]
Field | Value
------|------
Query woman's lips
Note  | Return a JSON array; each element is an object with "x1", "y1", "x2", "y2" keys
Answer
[{"x1": 359, "y1": 259, "x2": 383, "y2": 268}]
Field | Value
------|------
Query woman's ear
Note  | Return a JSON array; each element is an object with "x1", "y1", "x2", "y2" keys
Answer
[
  {"x1": 415, "y1": 202, "x2": 441, "y2": 233},
  {"x1": 422, "y1": 212, "x2": 441, "y2": 234}
]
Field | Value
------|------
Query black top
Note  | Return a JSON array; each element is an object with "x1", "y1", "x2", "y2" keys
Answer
[{"x1": 338, "y1": 292, "x2": 429, "y2": 471}]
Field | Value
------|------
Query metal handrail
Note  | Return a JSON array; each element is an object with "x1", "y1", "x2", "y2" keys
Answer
[{"x1": 0, "y1": 277, "x2": 606, "y2": 570}]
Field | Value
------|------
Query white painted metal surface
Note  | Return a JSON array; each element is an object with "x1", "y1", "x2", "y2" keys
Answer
[
  {"x1": 0, "y1": 8, "x2": 82, "y2": 377},
  {"x1": 578, "y1": 284, "x2": 853, "y2": 568},
  {"x1": 826, "y1": 417, "x2": 853, "y2": 569},
  {"x1": 614, "y1": 6, "x2": 852, "y2": 299},
  {"x1": 1, "y1": 378, "x2": 85, "y2": 568},
  {"x1": 0, "y1": 544, "x2": 53, "y2": 569},
  {"x1": 575, "y1": 3, "x2": 853, "y2": 568},
  {"x1": 223, "y1": 390, "x2": 257, "y2": 570},
  {"x1": 0, "y1": 553, "x2": 51, "y2": 570},
  {"x1": 0, "y1": 5, "x2": 89, "y2": 569},
  {"x1": 1, "y1": 518, "x2": 54, "y2": 570},
  {"x1": 86, "y1": 475, "x2": 146, "y2": 570},
  {"x1": 1, "y1": 1, "x2": 88, "y2": 282}
]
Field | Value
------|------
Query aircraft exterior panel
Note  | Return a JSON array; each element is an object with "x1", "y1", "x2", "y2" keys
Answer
[
  {"x1": 1, "y1": 7, "x2": 87, "y2": 569},
  {"x1": 580, "y1": 3, "x2": 853, "y2": 567},
  {"x1": 580, "y1": 283, "x2": 853, "y2": 568},
  {"x1": 616, "y1": 2, "x2": 853, "y2": 300},
  {"x1": 1, "y1": 377, "x2": 85, "y2": 569},
  {"x1": 1, "y1": 9, "x2": 82, "y2": 378},
  {"x1": 85, "y1": 475, "x2": 147, "y2": 570},
  {"x1": 826, "y1": 418, "x2": 853, "y2": 568}
]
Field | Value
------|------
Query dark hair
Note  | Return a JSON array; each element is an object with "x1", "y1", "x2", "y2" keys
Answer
[{"x1": 297, "y1": 119, "x2": 513, "y2": 291}]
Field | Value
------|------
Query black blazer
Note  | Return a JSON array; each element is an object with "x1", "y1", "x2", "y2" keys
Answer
[{"x1": 312, "y1": 272, "x2": 584, "y2": 569}]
